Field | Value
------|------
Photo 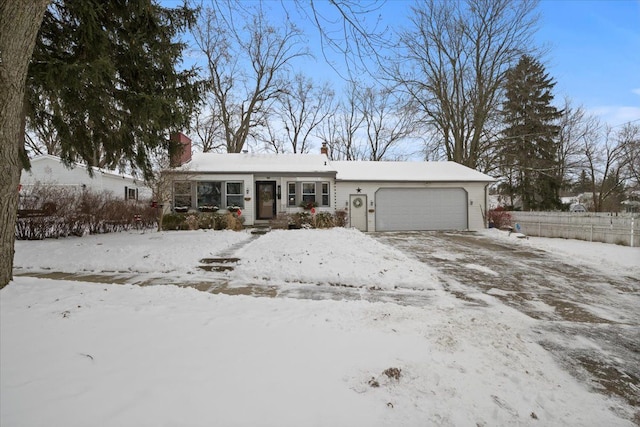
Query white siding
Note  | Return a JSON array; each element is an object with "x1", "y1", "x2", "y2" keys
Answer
[
  {"x1": 21, "y1": 156, "x2": 151, "y2": 199},
  {"x1": 174, "y1": 174, "x2": 337, "y2": 226},
  {"x1": 335, "y1": 181, "x2": 489, "y2": 232}
]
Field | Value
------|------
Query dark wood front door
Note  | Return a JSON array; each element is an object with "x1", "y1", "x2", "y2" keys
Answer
[{"x1": 256, "y1": 181, "x2": 276, "y2": 219}]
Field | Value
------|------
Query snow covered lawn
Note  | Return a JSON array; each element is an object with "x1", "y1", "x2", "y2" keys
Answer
[
  {"x1": 229, "y1": 228, "x2": 441, "y2": 290},
  {"x1": 2, "y1": 228, "x2": 637, "y2": 426},
  {"x1": 12, "y1": 229, "x2": 253, "y2": 276}
]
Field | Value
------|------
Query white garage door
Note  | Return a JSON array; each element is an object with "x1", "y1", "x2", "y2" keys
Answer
[{"x1": 376, "y1": 188, "x2": 468, "y2": 231}]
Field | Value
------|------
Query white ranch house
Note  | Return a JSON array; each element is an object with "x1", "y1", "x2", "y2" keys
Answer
[
  {"x1": 165, "y1": 148, "x2": 495, "y2": 232},
  {"x1": 20, "y1": 154, "x2": 152, "y2": 200}
]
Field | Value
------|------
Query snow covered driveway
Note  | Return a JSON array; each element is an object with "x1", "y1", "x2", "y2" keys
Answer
[{"x1": 374, "y1": 230, "x2": 640, "y2": 418}]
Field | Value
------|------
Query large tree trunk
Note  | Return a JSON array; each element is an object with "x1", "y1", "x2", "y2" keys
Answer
[{"x1": 0, "y1": 0, "x2": 49, "y2": 288}]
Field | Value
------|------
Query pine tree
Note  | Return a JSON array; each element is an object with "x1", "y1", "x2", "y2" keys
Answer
[
  {"x1": 0, "y1": 0, "x2": 50, "y2": 288},
  {"x1": 499, "y1": 55, "x2": 562, "y2": 210},
  {"x1": 26, "y1": 0, "x2": 202, "y2": 180},
  {"x1": 572, "y1": 170, "x2": 592, "y2": 194}
]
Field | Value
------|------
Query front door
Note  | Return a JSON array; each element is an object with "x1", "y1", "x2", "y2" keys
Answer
[
  {"x1": 256, "y1": 181, "x2": 276, "y2": 219},
  {"x1": 349, "y1": 194, "x2": 367, "y2": 231}
]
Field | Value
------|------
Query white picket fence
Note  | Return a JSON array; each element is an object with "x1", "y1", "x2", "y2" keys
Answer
[{"x1": 508, "y1": 211, "x2": 639, "y2": 247}]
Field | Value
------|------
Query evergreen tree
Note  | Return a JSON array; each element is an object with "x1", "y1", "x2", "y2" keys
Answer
[
  {"x1": 26, "y1": 0, "x2": 202, "y2": 180},
  {"x1": 499, "y1": 55, "x2": 562, "y2": 210},
  {"x1": 0, "y1": 0, "x2": 50, "y2": 288},
  {"x1": 572, "y1": 170, "x2": 592, "y2": 194}
]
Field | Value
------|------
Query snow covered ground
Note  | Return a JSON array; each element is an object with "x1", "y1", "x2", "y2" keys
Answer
[{"x1": 2, "y1": 228, "x2": 638, "y2": 426}]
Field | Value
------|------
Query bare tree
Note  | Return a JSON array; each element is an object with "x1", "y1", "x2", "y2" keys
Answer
[
  {"x1": 357, "y1": 86, "x2": 418, "y2": 160},
  {"x1": 294, "y1": 0, "x2": 389, "y2": 80},
  {"x1": 144, "y1": 151, "x2": 172, "y2": 231},
  {"x1": 193, "y1": 1, "x2": 307, "y2": 153},
  {"x1": 583, "y1": 125, "x2": 628, "y2": 212},
  {"x1": 191, "y1": 97, "x2": 225, "y2": 153},
  {"x1": 144, "y1": 149, "x2": 196, "y2": 231},
  {"x1": 619, "y1": 123, "x2": 640, "y2": 191},
  {"x1": 263, "y1": 73, "x2": 334, "y2": 154},
  {"x1": 317, "y1": 82, "x2": 366, "y2": 160},
  {"x1": 316, "y1": 110, "x2": 343, "y2": 159},
  {"x1": 392, "y1": 0, "x2": 539, "y2": 168},
  {"x1": 555, "y1": 99, "x2": 600, "y2": 190}
]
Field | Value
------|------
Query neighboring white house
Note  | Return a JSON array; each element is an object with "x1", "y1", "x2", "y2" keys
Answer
[
  {"x1": 165, "y1": 146, "x2": 495, "y2": 232},
  {"x1": 20, "y1": 154, "x2": 152, "y2": 200}
]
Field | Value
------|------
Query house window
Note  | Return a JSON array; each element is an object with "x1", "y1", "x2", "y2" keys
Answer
[
  {"x1": 226, "y1": 182, "x2": 244, "y2": 208},
  {"x1": 125, "y1": 187, "x2": 138, "y2": 200},
  {"x1": 287, "y1": 182, "x2": 296, "y2": 206},
  {"x1": 321, "y1": 182, "x2": 330, "y2": 206},
  {"x1": 302, "y1": 182, "x2": 316, "y2": 204},
  {"x1": 197, "y1": 181, "x2": 221, "y2": 208},
  {"x1": 173, "y1": 181, "x2": 192, "y2": 209}
]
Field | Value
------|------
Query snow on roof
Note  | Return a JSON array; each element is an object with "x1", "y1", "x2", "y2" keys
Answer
[
  {"x1": 332, "y1": 160, "x2": 495, "y2": 182},
  {"x1": 183, "y1": 153, "x2": 335, "y2": 174},
  {"x1": 180, "y1": 153, "x2": 495, "y2": 182},
  {"x1": 30, "y1": 154, "x2": 141, "y2": 181}
]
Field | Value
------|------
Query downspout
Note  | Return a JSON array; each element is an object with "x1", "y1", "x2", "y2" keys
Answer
[{"x1": 482, "y1": 183, "x2": 490, "y2": 228}]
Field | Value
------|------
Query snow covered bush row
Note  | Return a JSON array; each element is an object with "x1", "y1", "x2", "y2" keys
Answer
[
  {"x1": 16, "y1": 184, "x2": 156, "y2": 240},
  {"x1": 161, "y1": 212, "x2": 244, "y2": 231}
]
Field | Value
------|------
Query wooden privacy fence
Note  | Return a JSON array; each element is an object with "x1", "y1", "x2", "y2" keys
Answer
[{"x1": 508, "y1": 212, "x2": 639, "y2": 247}]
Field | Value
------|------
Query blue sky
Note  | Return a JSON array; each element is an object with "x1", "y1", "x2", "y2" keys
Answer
[
  {"x1": 165, "y1": 0, "x2": 640, "y2": 128},
  {"x1": 535, "y1": 0, "x2": 640, "y2": 127}
]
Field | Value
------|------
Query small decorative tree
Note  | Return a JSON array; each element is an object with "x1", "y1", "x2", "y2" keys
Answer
[{"x1": 299, "y1": 200, "x2": 318, "y2": 210}]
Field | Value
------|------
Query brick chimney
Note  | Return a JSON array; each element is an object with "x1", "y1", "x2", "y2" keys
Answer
[
  {"x1": 169, "y1": 132, "x2": 192, "y2": 167},
  {"x1": 320, "y1": 142, "x2": 328, "y2": 156}
]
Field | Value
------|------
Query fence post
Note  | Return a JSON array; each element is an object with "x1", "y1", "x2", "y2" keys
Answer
[
  {"x1": 538, "y1": 220, "x2": 541, "y2": 237},
  {"x1": 590, "y1": 224, "x2": 593, "y2": 242},
  {"x1": 631, "y1": 217, "x2": 635, "y2": 248}
]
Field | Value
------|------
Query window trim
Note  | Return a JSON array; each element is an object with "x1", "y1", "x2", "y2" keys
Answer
[
  {"x1": 197, "y1": 181, "x2": 222, "y2": 209},
  {"x1": 225, "y1": 181, "x2": 244, "y2": 208},
  {"x1": 301, "y1": 182, "x2": 316, "y2": 203},
  {"x1": 125, "y1": 186, "x2": 138, "y2": 201},
  {"x1": 287, "y1": 182, "x2": 297, "y2": 207},
  {"x1": 173, "y1": 181, "x2": 192, "y2": 210},
  {"x1": 320, "y1": 182, "x2": 330, "y2": 206}
]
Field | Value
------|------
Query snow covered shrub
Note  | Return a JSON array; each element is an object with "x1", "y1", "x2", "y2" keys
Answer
[
  {"x1": 333, "y1": 210, "x2": 347, "y2": 227},
  {"x1": 487, "y1": 207, "x2": 512, "y2": 229},
  {"x1": 314, "y1": 212, "x2": 335, "y2": 228},
  {"x1": 198, "y1": 213, "x2": 216, "y2": 229},
  {"x1": 289, "y1": 211, "x2": 313, "y2": 229},
  {"x1": 213, "y1": 213, "x2": 228, "y2": 230},
  {"x1": 162, "y1": 212, "x2": 232, "y2": 231},
  {"x1": 224, "y1": 212, "x2": 244, "y2": 231},
  {"x1": 15, "y1": 217, "x2": 59, "y2": 240},
  {"x1": 185, "y1": 214, "x2": 199, "y2": 230},
  {"x1": 268, "y1": 213, "x2": 290, "y2": 229},
  {"x1": 284, "y1": 211, "x2": 347, "y2": 229},
  {"x1": 161, "y1": 214, "x2": 186, "y2": 230}
]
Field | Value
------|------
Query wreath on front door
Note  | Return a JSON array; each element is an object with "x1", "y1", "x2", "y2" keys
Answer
[
  {"x1": 352, "y1": 197, "x2": 363, "y2": 208},
  {"x1": 260, "y1": 188, "x2": 272, "y2": 202}
]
